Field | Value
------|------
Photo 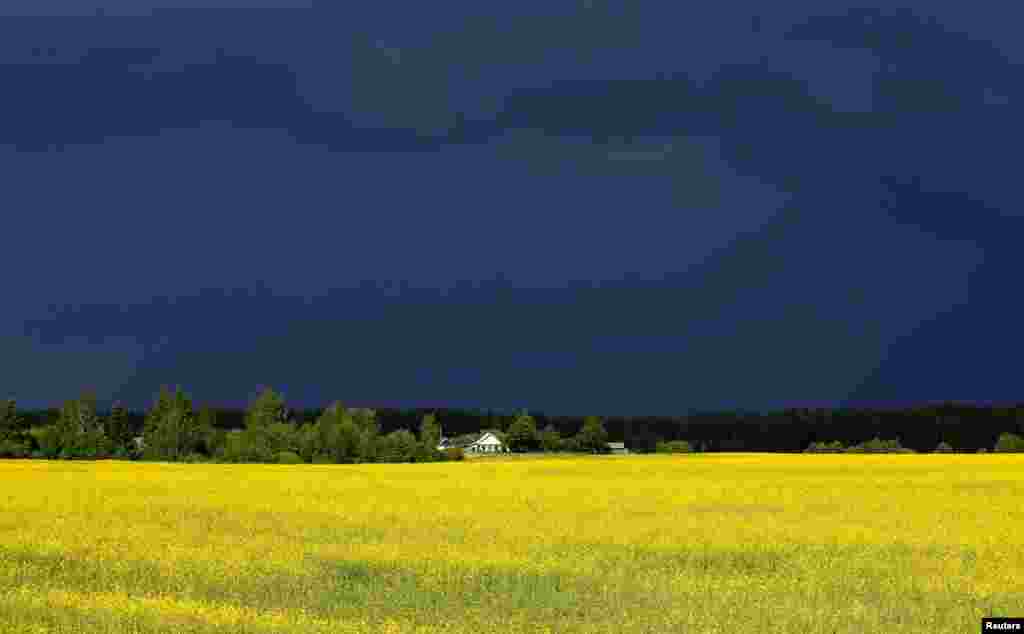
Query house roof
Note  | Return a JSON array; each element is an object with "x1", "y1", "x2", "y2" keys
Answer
[
  {"x1": 468, "y1": 431, "x2": 504, "y2": 445},
  {"x1": 439, "y1": 431, "x2": 505, "y2": 448}
]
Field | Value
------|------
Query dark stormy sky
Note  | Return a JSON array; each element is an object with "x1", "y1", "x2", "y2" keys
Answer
[{"x1": 1, "y1": 1, "x2": 1020, "y2": 414}]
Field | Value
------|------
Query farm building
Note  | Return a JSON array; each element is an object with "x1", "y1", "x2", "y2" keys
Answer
[
  {"x1": 607, "y1": 442, "x2": 629, "y2": 454},
  {"x1": 464, "y1": 431, "x2": 508, "y2": 454},
  {"x1": 438, "y1": 431, "x2": 508, "y2": 453}
]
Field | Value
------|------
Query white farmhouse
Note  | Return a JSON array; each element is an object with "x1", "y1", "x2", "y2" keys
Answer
[{"x1": 464, "y1": 431, "x2": 508, "y2": 454}]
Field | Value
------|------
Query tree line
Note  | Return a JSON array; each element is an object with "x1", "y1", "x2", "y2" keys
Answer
[
  {"x1": 0, "y1": 387, "x2": 618, "y2": 462},
  {"x1": 2, "y1": 391, "x2": 1024, "y2": 461}
]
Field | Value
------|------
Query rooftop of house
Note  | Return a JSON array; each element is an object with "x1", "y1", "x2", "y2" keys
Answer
[{"x1": 439, "y1": 430, "x2": 505, "y2": 448}]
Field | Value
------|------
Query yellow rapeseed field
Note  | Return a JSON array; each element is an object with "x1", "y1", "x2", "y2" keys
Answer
[{"x1": 0, "y1": 454, "x2": 1021, "y2": 633}]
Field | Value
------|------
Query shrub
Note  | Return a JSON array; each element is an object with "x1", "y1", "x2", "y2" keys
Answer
[
  {"x1": 276, "y1": 450, "x2": 304, "y2": 464},
  {"x1": 444, "y1": 447, "x2": 465, "y2": 461},
  {"x1": 934, "y1": 441, "x2": 954, "y2": 453},
  {"x1": 994, "y1": 432, "x2": 1024, "y2": 453},
  {"x1": 656, "y1": 440, "x2": 693, "y2": 454}
]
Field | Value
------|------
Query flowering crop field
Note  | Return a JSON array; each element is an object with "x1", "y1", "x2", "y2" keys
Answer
[{"x1": 0, "y1": 454, "x2": 1022, "y2": 633}]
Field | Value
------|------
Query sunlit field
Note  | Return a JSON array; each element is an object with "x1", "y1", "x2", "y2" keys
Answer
[{"x1": 1, "y1": 454, "x2": 1022, "y2": 633}]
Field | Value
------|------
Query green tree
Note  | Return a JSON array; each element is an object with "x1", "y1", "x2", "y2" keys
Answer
[
  {"x1": 539, "y1": 424, "x2": 562, "y2": 452},
  {"x1": 351, "y1": 407, "x2": 380, "y2": 462},
  {"x1": 296, "y1": 422, "x2": 320, "y2": 463},
  {"x1": 330, "y1": 416, "x2": 361, "y2": 463},
  {"x1": 418, "y1": 413, "x2": 441, "y2": 448},
  {"x1": 0, "y1": 398, "x2": 30, "y2": 458},
  {"x1": 105, "y1": 402, "x2": 133, "y2": 455},
  {"x1": 55, "y1": 392, "x2": 106, "y2": 458},
  {"x1": 194, "y1": 406, "x2": 218, "y2": 456},
  {"x1": 417, "y1": 413, "x2": 442, "y2": 460},
  {"x1": 506, "y1": 410, "x2": 538, "y2": 452},
  {"x1": 54, "y1": 398, "x2": 78, "y2": 452},
  {"x1": 226, "y1": 387, "x2": 287, "y2": 462},
  {"x1": 313, "y1": 402, "x2": 343, "y2": 459},
  {"x1": 311, "y1": 402, "x2": 357, "y2": 463},
  {"x1": 142, "y1": 386, "x2": 174, "y2": 449},
  {"x1": 142, "y1": 386, "x2": 201, "y2": 461},
  {"x1": 576, "y1": 415, "x2": 609, "y2": 453},
  {"x1": 0, "y1": 399, "x2": 20, "y2": 436}
]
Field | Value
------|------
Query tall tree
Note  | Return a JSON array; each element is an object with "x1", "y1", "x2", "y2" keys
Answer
[
  {"x1": 106, "y1": 402, "x2": 132, "y2": 453},
  {"x1": 54, "y1": 399, "x2": 79, "y2": 455},
  {"x1": 221, "y1": 387, "x2": 287, "y2": 462},
  {"x1": 0, "y1": 398, "x2": 30, "y2": 457},
  {"x1": 78, "y1": 391, "x2": 101, "y2": 436},
  {"x1": 143, "y1": 386, "x2": 174, "y2": 444},
  {"x1": 417, "y1": 412, "x2": 442, "y2": 461},
  {"x1": 54, "y1": 392, "x2": 106, "y2": 458},
  {"x1": 577, "y1": 415, "x2": 609, "y2": 453},
  {"x1": 506, "y1": 410, "x2": 538, "y2": 452},
  {"x1": 195, "y1": 406, "x2": 219, "y2": 455},
  {"x1": 418, "y1": 412, "x2": 441, "y2": 449},
  {"x1": 142, "y1": 386, "x2": 199, "y2": 461},
  {"x1": 0, "y1": 399, "x2": 21, "y2": 438},
  {"x1": 172, "y1": 387, "x2": 200, "y2": 456},
  {"x1": 351, "y1": 407, "x2": 380, "y2": 462}
]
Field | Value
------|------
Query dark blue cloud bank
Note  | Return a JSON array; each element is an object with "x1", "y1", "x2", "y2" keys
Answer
[{"x1": 1, "y1": 2, "x2": 1020, "y2": 414}]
